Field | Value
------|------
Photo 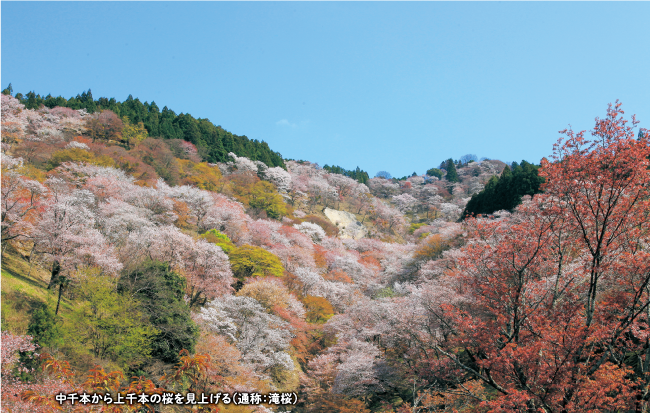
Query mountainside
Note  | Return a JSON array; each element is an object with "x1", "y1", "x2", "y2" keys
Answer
[{"x1": 2, "y1": 95, "x2": 649, "y2": 413}]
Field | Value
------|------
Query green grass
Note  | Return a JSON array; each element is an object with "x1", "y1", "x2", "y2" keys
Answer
[
  {"x1": 1, "y1": 249, "x2": 73, "y2": 334},
  {"x1": 0, "y1": 248, "x2": 108, "y2": 376}
]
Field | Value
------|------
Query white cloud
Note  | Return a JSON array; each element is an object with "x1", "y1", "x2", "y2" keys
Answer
[{"x1": 276, "y1": 119, "x2": 297, "y2": 128}]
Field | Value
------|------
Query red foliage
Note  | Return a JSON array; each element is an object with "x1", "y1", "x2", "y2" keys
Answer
[
  {"x1": 131, "y1": 138, "x2": 180, "y2": 185},
  {"x1": 433, "y1": 103, "x2": 650, "y2": 411},
  {"x1": 313, "y1": 245, "x2": 328, "y2": 270},
  {"x1": 324, "y1": 268, "x2": 353, "y2": 284},
  {"x1": 359, "y1": 251, "x2": 382, "y2": 272},
  {"x1": 90, "y1": 143, "x2": 159, "y2": 184}
]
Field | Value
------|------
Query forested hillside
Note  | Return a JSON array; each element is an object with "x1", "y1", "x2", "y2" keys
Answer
[
  {"x1": 461, "y1": 160, "x2": 545, "y2": 218},
  {"x1": 2, "y1": 85, "x2": 284, "y2": 167},
  {"x1": 2, "y1": 95, "x2": 649, "y2": 413}
]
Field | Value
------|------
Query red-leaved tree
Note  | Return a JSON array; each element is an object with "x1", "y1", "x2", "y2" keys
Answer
[{"x1": 431, "y1": 102, "x2": 650, "y2": 412}]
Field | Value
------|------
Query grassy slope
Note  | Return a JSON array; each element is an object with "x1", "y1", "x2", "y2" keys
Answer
[
  {"x1": 1, "y1": 247, "x2": 73, "y2": 335},
  {"x1": 1, "y1": 247, "x2": 129, "y2": 377}
]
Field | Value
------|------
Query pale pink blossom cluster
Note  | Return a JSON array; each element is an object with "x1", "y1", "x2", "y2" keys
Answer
[
  {"x1": 263, "y1": 166, "x2": 292, "y2": 193},
  {"x1": 200, "y1": 295, "x2": 294, "y2": 376},
  {"x1": 1, "y1": 94, "x2": 88, "y2": 144}
]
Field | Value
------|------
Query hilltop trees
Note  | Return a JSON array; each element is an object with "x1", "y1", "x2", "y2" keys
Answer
[
  {"x1": 323, "y1": 164, "x2": 370, "y2": 184},
  {"x1": 443, "y1": 158, "x2": 459, "y2": 182},
  {"x1": 459, "y1": 153, "x2": 478, "y2": 164},
  {"x1": 425, "y1": 167, "x2": 443, "y2": 179},
  {"x1": 462, "y1": 159, "x2": 544, "y2": 218}
]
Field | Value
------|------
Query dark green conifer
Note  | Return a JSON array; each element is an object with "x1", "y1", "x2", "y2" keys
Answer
[{"x1": 445, "y1": 159, "x2": 459, "y2": 183}]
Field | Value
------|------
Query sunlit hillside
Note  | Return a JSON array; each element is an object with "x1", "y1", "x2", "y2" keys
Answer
[{"x1": 2, "y1": 92, "x2": 649, "y2": 412}]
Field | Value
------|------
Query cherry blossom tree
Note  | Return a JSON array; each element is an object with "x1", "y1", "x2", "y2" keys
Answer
[
  {"x1": 33, "y1": 189, "x2": 122, "y2": 293},
  {"x1": 200, "y1": 295, "x2": 294, "y2": 378},
  {"x1": 225, "y1": 152, "x2": 261, "y2": 174},
  {"x1": 367, "y1": 177, "x2": 399, "y2": 199},
  {"x1": 370, "y1": 198, "x2": 406, "y2": 233},
  {"x1": 99, "y1": 199, "x2": 156, "y2": 245},
  {"x1": 407, "y1": 175, "x2": 425, "y2": 186},
  {"x1": 350, "y1": 183, "x2": 371, "y2": 211},
  {"x1": 392, "y1": 193, "x2": 418, "y2": 215},
  {"x1": 327, "y1": 174, "x2": 358, "y2": 209},
  {"x1": 201, "y1": 193, "x2": 250, "y2": 242},
  {"x1": 294, "y1": 222, "x2": 327, "y2": 243},
  {"x1": 292, "y1": 267, "x2": 359, "y2": 310},
  {"x1": 437, "y1": 202, "x2": 462, "y2": 221},
  {"x1": 307, "y1": 177, "x2": 338, "y2": 211},
  {"x1": 1, "y1": 170, "x2": 48, "y2": 245},
  {"x1": 122, "y1": 225, "x2": 233, "y2": 306},
  {"x1": 331, "y1": 339, "x2": 388, "y2": 398},
  {"x1": 263, "y1": 166, "x2": 292, "y2": 193},
  {"x1": 287, "y1": 173, "x2": 310, "y2": 208},
  {"x1": 158, "y1": 181, "x2": 215, "y2": 230},
  {"x1": 2, "y1": 95, "x2": 77, "y2": 145}
]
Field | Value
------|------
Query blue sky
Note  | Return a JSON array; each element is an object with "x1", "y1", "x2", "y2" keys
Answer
[{"x1": 2, "y1": 2, "x2": 649, "y2": 178}]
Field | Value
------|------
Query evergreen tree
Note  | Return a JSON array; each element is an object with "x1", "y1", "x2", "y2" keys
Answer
[
  {"x1": 24, "y1": 91, "x2": 40, "y2": 109},
  {"x1": 27, "y1": 303, "x2": 62, "y2": 348},
  {"x1": 445, "y1": 158, "x2": 459, "y2": 182},
  {"x1": 44, "y1": 94, "x2": 67, "y2": 108},
  {"x1": 2, "y1": 83, "x2": 13, "y2": 95}
]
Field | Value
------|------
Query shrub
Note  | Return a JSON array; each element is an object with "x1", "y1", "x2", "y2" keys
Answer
[
  {"x1": 229, "y1": 245, "x2": 285, "y2": 282},
  {"x1": 200, "y1": 229, "x2": 235, "y2": 254}
]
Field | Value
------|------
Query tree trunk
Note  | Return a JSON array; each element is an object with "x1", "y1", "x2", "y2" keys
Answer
[
  {"x1": 26, "y1": 244, "x2": 36, "y2": 279},
  {"x1": 55, "y1": 282, "x2": 64, "y2": 315},
  {"x1": 48, "y1": 260, "x2": 61, "y2": 290}
]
